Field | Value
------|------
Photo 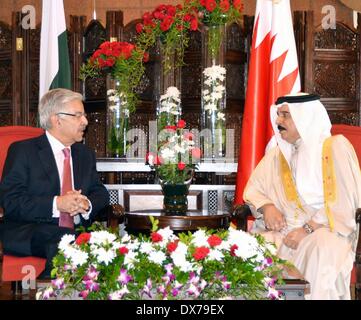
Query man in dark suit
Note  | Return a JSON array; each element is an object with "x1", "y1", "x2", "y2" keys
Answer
[{"x1": 0, "y1": 88, "x2": 109, "y2": 277}]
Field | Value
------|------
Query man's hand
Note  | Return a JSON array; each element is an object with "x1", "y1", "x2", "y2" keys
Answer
[
  {"x1": 56, "y1": 189, "x2": 90, "y2": 216},
  {"x1": 261, "y1": 204, "x2": 287, "y2": 231},
  {"x1": 283, "y1": 227, "x2": 307, "y2": 250}
]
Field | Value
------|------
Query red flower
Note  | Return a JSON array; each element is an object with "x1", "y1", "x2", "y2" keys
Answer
[
  {"x1": 75, "y1": 233, "x2": 91, "y2": 245},
  {"x1": 230, "y1": 244, "x2": 238, "y2": 257},
  {"x1": 160, "y1": 16, "x2": 174, "y2": 32},
  {"x1": 177, "y1": 119, "x2": 186, "y2": 129},
  {"x1": 151, "y1": 232, "x2": 163, "y2": 243},
  {"x1": 178, "y1": 162, "x2": 186, "y2": 170},
  {"x1": 136, "y1": 23, "x2": 143, "y2": 33},
  {"x1": 193, "y1": 246, "x2": 210, "y2": 260},
  {"x1": 205, "y1": 0, "x2": 217, "y2": 12},
  {"x1": 220, "y1": 0, "x2": 230, "y2": 13},
  {"x1": 207, "y1": 235, "x2": 222, "y2": 247},
  {"x1": 167, "y1": 241, "x2": 178, "y2": 253},
  {"x1": 165, "y1": 125, "x2": 177, "y2": 131},
  {"x1": 190, "y1": 18, "x2": 198, "y2": 31},
  {"x1": 143, "y1": 52, "x2": 150, "y2": 63},
  {"x1": 233, "y1": 0, "x2": 243, "y2": 10},
  {"x1": 119, "y1": 246, "x2": 129, "y2": 255}
]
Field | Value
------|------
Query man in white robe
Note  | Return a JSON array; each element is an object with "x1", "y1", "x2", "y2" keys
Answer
[{"x1": 243, "y1": 93, "x2": 361, "y2": 300}]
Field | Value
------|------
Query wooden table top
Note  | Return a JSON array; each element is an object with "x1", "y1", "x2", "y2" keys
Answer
[{"x1": 124, "y1": 209, "x2": 231, "y2": 231}]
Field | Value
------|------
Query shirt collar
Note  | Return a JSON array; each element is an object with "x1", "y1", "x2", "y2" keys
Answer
[{"x1": 46, "y1": 131, "x2": 71, "y2": 156}]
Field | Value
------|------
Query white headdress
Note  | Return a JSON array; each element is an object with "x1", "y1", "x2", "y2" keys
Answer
[{"x1": 270, "y1": 93, "x2": 332, "y2": 208}]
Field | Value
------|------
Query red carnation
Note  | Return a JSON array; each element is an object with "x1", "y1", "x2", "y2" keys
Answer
[
  {"x1": 119, "y1": 246, "x2": 129, "y2": 255},
  {"x1": 136, "y1": 23, "x2": 143, "y2": 33},
  {"x1": 193, "y1": 246, "x2": 210, "y2": 261},
  {"x1": 75, "y1": 233, "x2": 91, "y2": 245},
  {"x1": 165, "y1": 125, "x2": 177, "y2": 131},
  {"x1": 177, "y1": 119, "x2": 186, "y2": 129},
  {"x1": 178, "y1": 162, "x2": 186, "y2": 170},
  {"x1": 233, "y1": 0, "x2": 243, "y2": 10},
  {"x1": 160, "y1": 16, "x2": 174, "y2": 32},
  {"x1": 205, "y1": 0, "x2": 217, "y2": 12},
  {"x1": 190, "y1": 18, "x2": 198, "y2": 31},
  {"x1": 167, "y1": 241, "x2": 178, "y2": 253},
  {"x1": 143, "y1": 52, "x2": 150, "y2": 63},
  {"x1": 151, "y1": 232, "x2": 163, "y2": 243},
  {"x1": 207, "y1": 235, "x2": 222, "y2": 247},
  {"x1": 220, "y1": 0, "x2": 230, "y2": 13},
  {"x1": 230, "y1": 244, "x2": 238, "y2": 257}
]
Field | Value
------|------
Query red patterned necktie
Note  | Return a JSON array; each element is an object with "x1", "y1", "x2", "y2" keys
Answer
[{"x1": 59, "y1": 147, "x2": 74, "y2": 229}]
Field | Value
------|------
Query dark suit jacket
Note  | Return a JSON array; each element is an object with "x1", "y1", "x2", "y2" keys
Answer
[{"x1": 0, "y1": 134, "x2": 109, "y2": 255}]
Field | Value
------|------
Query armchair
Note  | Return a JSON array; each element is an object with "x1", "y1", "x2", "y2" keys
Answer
[
  {"x1": 0, "y1": 126, "x2": 123, "y2": 294},
  {"x1": 232, "y1": 124, "x2": 361, "y2": 300}
]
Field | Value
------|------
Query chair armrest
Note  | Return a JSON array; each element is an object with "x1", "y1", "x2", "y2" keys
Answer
[
  {"x1": 107, "y1": 204, "x2": 125, "y2": 230},
  {"x1": 231, "y1": 204, "x2": 252, "y2": 231}
]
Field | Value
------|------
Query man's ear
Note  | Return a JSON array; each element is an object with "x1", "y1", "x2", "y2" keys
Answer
[{"x1": 50, "y1": 114, "x2": 60, "y2": 128}]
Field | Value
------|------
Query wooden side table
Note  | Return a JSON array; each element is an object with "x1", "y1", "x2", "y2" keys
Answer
[{"x1": 124, "y1": 209, "x2": 230, "y2": 231}]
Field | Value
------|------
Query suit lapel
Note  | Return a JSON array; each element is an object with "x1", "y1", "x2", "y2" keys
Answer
[{"x1": 36, "y1": 134, "x2": 60, "y2": 192}]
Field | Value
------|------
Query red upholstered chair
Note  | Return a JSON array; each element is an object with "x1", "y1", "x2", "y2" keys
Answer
[
  {"x1": 232, "y1": 124, "x2": 361, "y2": 300},
  {"x1": 0, "y1": 126, "x2": 46, "y2": 289}
]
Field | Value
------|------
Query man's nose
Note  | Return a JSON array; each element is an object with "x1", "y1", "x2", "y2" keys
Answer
[
  {"x1": 275, "y1": 116, "x2": 282, "y2": 125},
  {"x1": 82, "y1": 116, "x2": 88, "y2": 126}
]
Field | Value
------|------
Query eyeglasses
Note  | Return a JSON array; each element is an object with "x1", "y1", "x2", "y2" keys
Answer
[{"x1": 56, "y1": 112, "x2": 87, "y2": 119}]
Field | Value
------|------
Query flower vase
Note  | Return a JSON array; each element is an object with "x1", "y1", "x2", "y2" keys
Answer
[
  {"x1": 106, "y1": 75, "x2": 129, "y2": 158},
  {"x1": 161, "y1": 176, "x2": 192, "y2": 216},
  {"x1": 201, "y1": 24, "x2": 227, "y2": 159},
  {"x1": 156, "y1": 38, "x2": 182, "y2": 131}
]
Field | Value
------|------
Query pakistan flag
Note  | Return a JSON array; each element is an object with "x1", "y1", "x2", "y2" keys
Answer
[{"x1": 39, "y1": 0, "x2": 71, "y2": 100}]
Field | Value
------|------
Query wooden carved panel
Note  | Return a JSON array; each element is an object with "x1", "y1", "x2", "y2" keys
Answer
[
  {"x1": 0, "y1": 22, "x2": 12, "y2": 51},
  {"x1": 29, "y1": 111, "x2": 38, "y2": 127},
  {"x1": 84, "y1": 111, "x2": 106, "y2": 157},
  {"x1": 0, "y1": 112, "x2": 12, "y2": 126},
  {"x1": 313, "y1": 61, "x2": 356, "y2": 98},
  {"x1": 227, "y1": 23, "x2": 244, "y2": 51},
  {"x1": 328, "y1": 111, "x2": 359, "y2": 126},
  {"x1": 315, "y1": 24, "x2": 357, "y2": 50},
  {"x1": 0, "y1": 60, "x2": 11, "y2": 100},
  {"x1": 123, "y1": 19, "x2": 142, "y2": 44},
  {"x1": 226, "y1": 62, "x2": 244, "y2": 101}
]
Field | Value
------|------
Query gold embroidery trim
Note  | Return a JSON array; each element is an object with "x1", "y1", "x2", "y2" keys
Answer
[
  {"x1": 279, "y1": 137, "x2": 336, "y2": 230},
  {"x1": 322, "y1": 136, "x2": 336, "y2": 231},
  {"x1": 279, "y1": 151, "x2": 305, "y2": 220}
]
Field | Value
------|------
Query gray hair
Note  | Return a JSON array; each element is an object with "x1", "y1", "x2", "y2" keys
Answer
[{"x1": 38, "y1": 88, "x2": 83, "y2": 130}]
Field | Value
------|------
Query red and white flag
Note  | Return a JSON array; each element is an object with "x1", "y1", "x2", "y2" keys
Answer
[{"x1": 234, "y1": 0, "x2": 301, "y2": 205}]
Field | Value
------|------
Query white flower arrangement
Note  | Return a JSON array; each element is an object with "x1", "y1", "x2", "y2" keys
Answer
[
  {"x1": 202, "y1": 65, "x2": 226, "y2": 122},
  {"x1": 107, "y1": 89, "x2": 130, "y2": 117},
  {"x1": 37, "y1": 220, "x2": 289, "y2": 300}
]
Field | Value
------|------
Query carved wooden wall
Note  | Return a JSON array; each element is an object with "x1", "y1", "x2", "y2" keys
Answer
[
  {"x1": 304, "y1": 11, "x2": 361, "y2": 125},
  {"x1": 1, "y1": 9, "x2": 361, "y2": 165}
]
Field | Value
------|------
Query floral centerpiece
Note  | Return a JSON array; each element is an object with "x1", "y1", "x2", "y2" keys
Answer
[
  {"x1": 37, "y1": 219, "x2": 288, "y2": 300},
  {"x1": 147, "y1": 117, "x2": 201, "y2": 214},
  {"x1": 80, "y1": 41, "x2": 148, "y2": 157},
  {"x1": 136, "y1": 4, "x2": 198, "y2": 73},
  {"x1": 186, "y1": 0, "x2": 243, "y2": 56}
]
